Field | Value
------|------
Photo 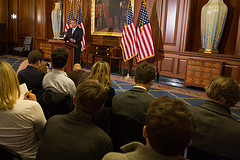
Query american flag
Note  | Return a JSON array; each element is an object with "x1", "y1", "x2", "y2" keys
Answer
[
  {"x1": 136, "y1": 0, "x2": 155, "y2": 62},
  {"x1": 64, "y1": 3, "x2": 74, "y2": 35},
  {"x1": 120, "y1": 0, "x2": 137, "y2": 62},
  {"x1": 76, "y1": 3, "x2": 85, "y2": 51}
]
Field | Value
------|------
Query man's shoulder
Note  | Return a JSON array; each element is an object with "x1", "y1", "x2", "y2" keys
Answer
[
  {"x1": 76, "y1": 27, "x2": 83, "y2": 31},
  {"x1": 103, "y1": 152, "x2": 128, "y2": 160}
]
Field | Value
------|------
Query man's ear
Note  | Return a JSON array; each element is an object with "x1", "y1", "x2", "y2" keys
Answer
[
  {"x1": 36, "y1": 60, "x2": 41, "y2": 67},
  {"x1": 143, "y1": 125, "x2": 148, "y2": 138},
  {"x1": 73, "y1": 96, "x2": 76, "y2": 106},
  {"x1": 133, "y1": 76, "x2": 136, "y2": 83}
]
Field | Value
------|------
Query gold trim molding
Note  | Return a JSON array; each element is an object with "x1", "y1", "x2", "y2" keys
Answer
[{"x1": 91, "y1": 0, "x2": 135, "y2": 37}]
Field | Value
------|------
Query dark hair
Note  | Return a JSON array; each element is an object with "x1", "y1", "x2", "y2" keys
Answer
[
  {"x1": 51, "y1": 48, "x2": 68, "y2": 69},
  {"x1": 71, "y1": 19, "x2": 77, "y2": 23},
  {"x1": 28, "y1": 50, "x2": 44, "y2": 64},
  {"x1": 205, "y1": 76, "x2": 240, "y2": 107},
  {"x1": 146, "y1": 96, "x2": 195, "y2": 156},
  {"x1": 75, "y1": 79, "x2": 107, "y2": 119},
  {"x1": 135, "y1": 63, "x2": 155, "y2": 84}
]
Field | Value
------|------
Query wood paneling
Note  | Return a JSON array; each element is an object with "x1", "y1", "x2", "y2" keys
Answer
[
  {"x1": 161, "y1": 0, "x2": 185, "y2": 51},
  {"x1": 161, "y1": 57, "x2": 174, "y2": 73},
  {"x1": 0, "y1": 1, "x2": 9, "y2": 41},
  {"x1": 176, "y1": 58, "x2": 187, "y2": 77},
  {"x1": 18, "y1": 0, "x2": 35, "y2": 38},
  {"x1": 35, "y1": 0, "x2": 45, "y2": 39}
]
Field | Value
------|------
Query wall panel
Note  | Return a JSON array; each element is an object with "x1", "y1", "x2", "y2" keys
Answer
[
  {"x1": 161, "y1": 0, "x2": 185, "y2": 51},
  {"x1": 0, "y1": 1, "x2": 9, "y2": 42},
  {"x1": 35, "y1": 0, "x2": 44, "y2": 39}
]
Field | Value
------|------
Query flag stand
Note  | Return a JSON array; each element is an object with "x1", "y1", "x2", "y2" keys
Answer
[{"x1": 124, "y1": 61, "x2": 131, "y2": 80}]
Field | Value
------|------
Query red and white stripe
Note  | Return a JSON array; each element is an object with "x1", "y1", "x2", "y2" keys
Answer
[
  {"x1": 136, "y1": 23, "x2": 154, "y2": 62},
  {"x1": 121, "y1": 22, "x2": 137, "y2": 61},
  {"x1": 78, "y1": 22, "x2": 85, "y2": 51}
]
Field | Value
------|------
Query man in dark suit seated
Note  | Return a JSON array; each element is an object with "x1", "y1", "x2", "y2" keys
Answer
[
  {"x1": 188, "y1": 76, "x2": 240, "y2": 160},
  {"x1": 111, "y1": 63, "x2": 155, "y2": 150},
  {"x1": 36, "y1": 79, "x2": 113, "y2": 160},
  {"x1": 112, "y1": 63, "x2": 156, "y2": 124},
  {"x1": 17, "y1": 49, "x2": 45, "y2": 95},
  {"x1": 64, "y1": 19, "x2": 83, "y2": 64},
  {"x1": 103, "y1": 96, "x2": 196, "y2": 160}
]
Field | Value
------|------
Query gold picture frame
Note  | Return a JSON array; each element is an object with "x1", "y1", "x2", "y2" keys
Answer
[{"x1": 91, "y1": 0, "x2": 134, "y2": 37}]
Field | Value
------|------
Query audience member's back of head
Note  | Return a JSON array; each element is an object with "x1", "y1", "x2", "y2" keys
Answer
[
  {"x1": 51, "y1": 48, "x2": 69, "y2": 69},
  {"x1": 75, "y1": 79, "x2": 107, "y2": 119},
  {"x1": 73, "y1": 63, "x2": 82, "y2": 70},
  {"x1": 0, "y1": 61, "x2": 20, "y2": 110},
  {"x1": 28, "y1": 49, "x2": 44, "y2": 65},
  {"x1": 146, "y1": 96, "x2": 195, "y2": 156},
  {"x1": 88, "y1": 61, "x2": 112, "y2": 89},
  {"x1": 135, "y1": 63, "x2": 155, "y2": 84},
  {"x1": 205, "y1": 76, "x2": 240, "y2": 107}
]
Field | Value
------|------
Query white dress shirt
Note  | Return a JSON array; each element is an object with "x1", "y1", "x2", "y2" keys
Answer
[
  {"x1": 0, "y1": 99, "x2": 46, "y2": 160},
  {"x1": 42, "y1": 69, "x2": 76, "y2": 97}
]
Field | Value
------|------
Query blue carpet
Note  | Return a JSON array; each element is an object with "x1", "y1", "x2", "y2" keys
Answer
[{"x1": 1, "y1": 55, "x2": 240, "y2": 120}]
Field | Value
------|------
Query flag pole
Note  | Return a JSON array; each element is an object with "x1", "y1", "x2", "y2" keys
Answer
[{"x1": 124, "y1": 0, "x2": 132, "y2": 80}]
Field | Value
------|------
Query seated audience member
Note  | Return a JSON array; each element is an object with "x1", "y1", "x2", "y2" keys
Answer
[
  {"x1": 89, "y1": 61, "x2": 115, "y2": 136},
  {"x1": 188, "y1": 76, "x2": 240, "y2": 160},
  {"x1": 112, "y1": 63, "x2": 155, "y2": 124},
  {"x1": 36, "y1": 80, "x2": 113, "y2": 160},
  {"x1": 111, "y1": 63, "x2": 155, "y2": 150},
  {"x1": 17, "y1": 49, "x2": 46, "y2": 95},
  {"x1": 42, "y1": 48, "x2": 76, "y2": 97},
  {"x1": 88, "y1": 61, "x2": 115, "y2": 108},
  {"x1": 0, "y1": 61, "x2": 46, "y2": 160},
  {"x1": 67, "y1": 63, "x2": 89, "y2": 87},
  {"x1": 103, "y1": 96, "x2": 196, "y2": 160},
  {"x1": 17, "y1": 49, "x2": 47, "y2": 74}
]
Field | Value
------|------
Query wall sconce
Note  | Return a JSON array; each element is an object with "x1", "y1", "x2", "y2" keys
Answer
[{"x1": 11, "y1": 14, "x2": 17, "y2": 20}]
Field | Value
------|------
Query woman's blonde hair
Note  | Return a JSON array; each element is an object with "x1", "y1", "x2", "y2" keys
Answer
[
  {"x1": 88, "y1": 61, "x2": 112, "y2": 89},
  {"x1": 0, "y1": 61, "x2": 20, "y2": 110}
]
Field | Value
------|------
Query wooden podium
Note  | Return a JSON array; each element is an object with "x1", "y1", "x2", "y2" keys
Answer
[{"x1": 48, "y1": 39, "x2": 78, "y2": 73}]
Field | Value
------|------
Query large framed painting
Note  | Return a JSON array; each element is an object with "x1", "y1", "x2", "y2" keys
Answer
[{"x1": 91, "y1": 0, "x2": 134, "y2": 37}]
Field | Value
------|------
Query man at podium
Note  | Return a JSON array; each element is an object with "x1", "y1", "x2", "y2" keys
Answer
[{"x1": 64, "y1": 19, "x2": 83, "y2": 64}]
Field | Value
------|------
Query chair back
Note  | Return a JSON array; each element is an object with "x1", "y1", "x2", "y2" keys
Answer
[
  {"x1": 92, "y1": 107, "x2": 112, "y2": 136},
  {"x1": 23, "y1": 36, "x2": 32, "y2": 51},
  {"x1": 111, "y1": 114, "x2": 145, "y2": 151},
  {"x1": 187, "y1": 146, "x2": 236, "y2": 160},
  {"x1": 37, "y1": 89, "x2": 74, "y2": 119},
  {"x1": 0, "y1": 145, "x2": 23, "y2": 160}
]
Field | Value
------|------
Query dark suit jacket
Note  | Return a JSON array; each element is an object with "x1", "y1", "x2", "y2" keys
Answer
[
  {"x1": 36, "y1": 111, "x2": 113, "y2": 160},
  {"x1": 189, "y1": 100, "x2": 240, "y2": 159},
  {"x1": 64, "y1": 27, "x2": 83, "y2": 49},
  {"x1": 111, "y1": 87, "x2": 155, "y2": 124},
  {"x1": 64, "y1": 27, "x2": 83, "y2": 63},
  {"x1": 17, "y1": 65, "x2": 45, "y2": 95},
  {"x1": 67, "y1": 69, "x2": 89, "y2": 87}
]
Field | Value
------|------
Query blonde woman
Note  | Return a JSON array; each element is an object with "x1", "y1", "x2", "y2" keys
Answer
[
  {"x1": 88, "y1": 61, "x2": 115, "y2": 108},
  {"x1": 0, "y1": 61, "x2": 46, "y2": 160}
]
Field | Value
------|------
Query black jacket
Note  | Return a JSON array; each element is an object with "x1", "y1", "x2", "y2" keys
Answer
[{"x1": 17, "y1": 65, "x2": 45, "y2": 95}]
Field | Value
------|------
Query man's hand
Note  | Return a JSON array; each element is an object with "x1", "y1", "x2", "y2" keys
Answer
[
  {"x1": 70, "y1": 38, "x2": 76, "y2": 43},
  {"x1": 24, "y1": 92, "x2": 37, "y2": 101}
]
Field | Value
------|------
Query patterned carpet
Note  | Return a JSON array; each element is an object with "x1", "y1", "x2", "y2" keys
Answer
[{"x1": 1, "y1": 55, "x2": 240, "y2": 120}]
